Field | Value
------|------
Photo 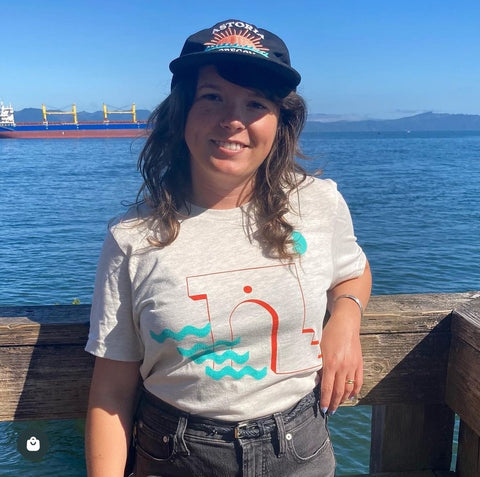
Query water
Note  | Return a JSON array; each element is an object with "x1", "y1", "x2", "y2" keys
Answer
[
  {"x1": 301, "y1": 131, "x2": 480, "y2": 295},
  {"x1": 1, "y1": 132, "x2": 479, "y2": 475}
]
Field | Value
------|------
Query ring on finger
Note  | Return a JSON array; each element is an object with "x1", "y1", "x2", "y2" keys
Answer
[{"x1": 345, "y1": 379, "x2": 355, "y2": 385}]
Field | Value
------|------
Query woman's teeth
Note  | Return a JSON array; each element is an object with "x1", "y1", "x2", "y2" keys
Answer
[{"x1": 215, "y1": 141, "x2": 244, "y2": 151}]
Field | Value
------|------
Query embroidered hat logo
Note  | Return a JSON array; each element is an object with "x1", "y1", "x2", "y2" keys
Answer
[{"x1": 204, "y1": 23, "x2": 270, "y2": 58}]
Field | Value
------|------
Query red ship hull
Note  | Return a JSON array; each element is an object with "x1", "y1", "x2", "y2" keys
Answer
[
  {"x1": 0, "y1": 129, "x2": 148, "y2": 139},
  {"x1": 0, "y1": 121, "x2": 150, "y2": 139}
]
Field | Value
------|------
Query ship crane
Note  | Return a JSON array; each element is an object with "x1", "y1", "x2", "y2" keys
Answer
[
  {"x1": 103, "y1": 103, "x2": 137, "y2": 123},
  {"x1": 42, "y1": 104, "x2": 77, "y2": 125}
]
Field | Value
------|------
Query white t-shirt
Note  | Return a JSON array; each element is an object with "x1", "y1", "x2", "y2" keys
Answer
[{"x1": 86, "y1": 177, "x2": 366, "y2": 420}]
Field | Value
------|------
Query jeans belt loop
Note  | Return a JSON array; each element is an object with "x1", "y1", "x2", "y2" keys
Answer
[
  {"x1": 273, "y1": 412, "x2": 287, "y2": 457},
  {"x1": 173, "y1": 414, "x2": 191, "y2": 456}
]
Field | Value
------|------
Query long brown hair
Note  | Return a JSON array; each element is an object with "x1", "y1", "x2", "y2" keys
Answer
[{"x1": 137, "y1": 71, "x2": 309, "y2": 259}]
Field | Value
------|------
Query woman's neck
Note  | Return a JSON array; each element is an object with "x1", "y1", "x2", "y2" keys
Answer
[{"x1": 190, "y1": 175, "x2": 255, "y2": 209}]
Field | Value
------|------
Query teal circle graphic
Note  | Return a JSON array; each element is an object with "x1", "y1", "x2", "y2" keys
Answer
[{"x1": 292, "y1": 231, "x2": 307, "y2": 255}]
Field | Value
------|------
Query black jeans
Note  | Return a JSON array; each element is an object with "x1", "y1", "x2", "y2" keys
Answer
[{"x1": 129, "y1": 387, "x2": 335, "y2": 477}]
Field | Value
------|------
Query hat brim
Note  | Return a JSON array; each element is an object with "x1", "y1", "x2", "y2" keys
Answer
[{"x1": 169, "y1": 51, "x2": 301, "y2": 96}]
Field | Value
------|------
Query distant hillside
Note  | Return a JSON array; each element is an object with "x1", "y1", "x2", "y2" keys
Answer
[
  {"x1": 14, "y1": 107, "x2": 151, "y2": 123},
  {"x1": 304, "y1": 112, "x2": 480, "y2": 132},
  {"x1": 12, "y1": 108, "x2": 480, "y2": 131}
]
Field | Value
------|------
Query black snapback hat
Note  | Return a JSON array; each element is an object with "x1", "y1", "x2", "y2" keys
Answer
[{"x1": 169, "y1": 19, "x2": 301, "y2": 96}]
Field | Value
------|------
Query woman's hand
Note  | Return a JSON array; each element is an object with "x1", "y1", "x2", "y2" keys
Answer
[
  {"x1": 319, "y1": 261, "x2": 371, "y2": 415},
  {"x1": 319, "y1": 313, "x2": 363, "y2": 414}
]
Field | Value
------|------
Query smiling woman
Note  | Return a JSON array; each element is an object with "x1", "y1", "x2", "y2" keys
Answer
[
  {"x1": 84, "y1": 18, "x2": 371, "y2": 477},
  {"x1": 185, "y1": 65, "x2": 280, "y2": 208}
]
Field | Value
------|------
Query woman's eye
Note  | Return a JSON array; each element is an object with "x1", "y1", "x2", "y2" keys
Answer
[
  {"x1": 249, "y1": 101, "x2": 267, "y2": 110},
  {"x1": 200, "y1": 93, "x2": 221, "y2": 102}
]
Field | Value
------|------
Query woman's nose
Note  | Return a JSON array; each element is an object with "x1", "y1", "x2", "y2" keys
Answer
[{"x1": 219, "y1": 104, "x2": 246, "y2": 131}]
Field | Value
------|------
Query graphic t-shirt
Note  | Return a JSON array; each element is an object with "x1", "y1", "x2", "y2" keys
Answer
[{"x1": 85, "y1": 177, "x2": 366, "y2": 420}]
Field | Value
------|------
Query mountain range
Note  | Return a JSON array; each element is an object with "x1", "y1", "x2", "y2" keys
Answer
[
  {"x1": 13, "y1": 107, "x2": 151, "y2": 123},
  {"x1": 11, "y1": 108, "x2": 480, "y2": 132},
  {"x1": 304, "y1": 112, "x2": 480, "y2": 132}
]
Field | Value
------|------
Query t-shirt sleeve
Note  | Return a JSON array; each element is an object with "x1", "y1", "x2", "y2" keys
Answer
[
  {"x1": 330, "y1": 190, "x2": 367, "y2": 288},
  {"x1": 85, "y1": 229, "x2": 143, "y2": 361}
]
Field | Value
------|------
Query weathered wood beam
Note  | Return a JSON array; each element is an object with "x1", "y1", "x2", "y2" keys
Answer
[
  {"x1": 358, "y1": 292, "x2": 477, "y2": 405},
  {"x1": 445, "y1": 295, "x2": 480, "y2": 476},
  {"x1": 446, "y1": 296, "x2": 480, "y2": 436},
  {"x1": 0, "y1": 305, "x2": 93, "y2": 421},
  {"x1": 0, "y1": 292, "x2": 477, "y2": 423},
  {"x1": 366, "y1": 293, "x2": 479, "y2": 475}
]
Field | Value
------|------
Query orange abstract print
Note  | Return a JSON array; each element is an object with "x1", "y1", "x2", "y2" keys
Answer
[{"x1": 205, "y1": 28, "x2": 269, "y2": 55}]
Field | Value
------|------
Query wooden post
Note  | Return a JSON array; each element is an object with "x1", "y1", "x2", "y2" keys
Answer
[
  {"x1": 456, "y1": 421, "x2": 480, "y2": 476},
  {"x1": 446, "y1": 296, "x2": 480, "y2": 476},
  {"x1": 359, "y1": 293, "x2": 469, "y2": 473},
  {"x1": 370, "y1": 403, "x2": 454, "y2": 472}
]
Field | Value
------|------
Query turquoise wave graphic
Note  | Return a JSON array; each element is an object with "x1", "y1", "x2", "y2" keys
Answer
[
  {"x1": 206, "y1": 365, "x2": 267, "y2": 380},
  {"x1": 150, "y1": 323, "x2": 211, "y2": 343},
  {"x1": 177, "y1": 338, "x2": 241, "y2": 358},
  {"x1": 191, "y1": 350, "x2": 249, "y2": 365}
]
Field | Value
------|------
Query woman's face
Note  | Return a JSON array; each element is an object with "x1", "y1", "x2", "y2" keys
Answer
[{"x1": 184, "y1": 65, "x2": 279, "y2": 205}]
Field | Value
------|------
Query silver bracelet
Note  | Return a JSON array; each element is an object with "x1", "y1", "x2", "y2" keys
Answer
[{"x1": 334, "y1": 294, "x2": 364, "y2": 319}]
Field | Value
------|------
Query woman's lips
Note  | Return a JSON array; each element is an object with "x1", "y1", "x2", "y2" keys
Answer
[{"x1": 212, "y1": 140, "x2": 247, "y2": 151}]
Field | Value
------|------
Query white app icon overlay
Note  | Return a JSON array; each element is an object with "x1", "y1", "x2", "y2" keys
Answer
[
  {"x1": 17, "y1": 427, "x2": 49, "y2": 461},
  {"x1": 26, "y1": 436, "x2": 41, "y2": 452}
]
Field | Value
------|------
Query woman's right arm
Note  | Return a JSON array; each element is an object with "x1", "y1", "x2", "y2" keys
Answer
[{"x1": 85, "y1": 356, "x2": 141, "y2": 477}]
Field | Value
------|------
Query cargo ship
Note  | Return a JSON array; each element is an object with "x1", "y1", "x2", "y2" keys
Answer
[{"x1": 0, "y1": 102, "x2": 149, "y2": 139}]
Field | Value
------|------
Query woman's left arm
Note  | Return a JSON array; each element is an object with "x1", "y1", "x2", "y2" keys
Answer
[{"x1": 319, "y1": 260, "x2": 372, "y2": 414}]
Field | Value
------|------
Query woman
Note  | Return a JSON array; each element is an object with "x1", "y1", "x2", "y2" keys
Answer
[{"x1": 85, "y1": 19, "x2": 371, "y2": 477}]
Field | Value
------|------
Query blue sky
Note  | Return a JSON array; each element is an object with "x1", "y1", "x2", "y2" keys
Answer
[{"x1": 3, "y1": 0, "x2": 479, "y2": 119}]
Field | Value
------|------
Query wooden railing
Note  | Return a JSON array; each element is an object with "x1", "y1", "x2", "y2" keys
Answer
[{"x1": 1, "y1": 292, "x2": 480, "y2": 476}]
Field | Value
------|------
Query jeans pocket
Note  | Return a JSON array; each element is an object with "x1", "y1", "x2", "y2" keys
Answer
[
  {"x1": 285, "y1": 411, "x2": 334, "y2": 463},
  {"x1": 135, "y1": 419, "x2": 175, "y2": 462}
]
